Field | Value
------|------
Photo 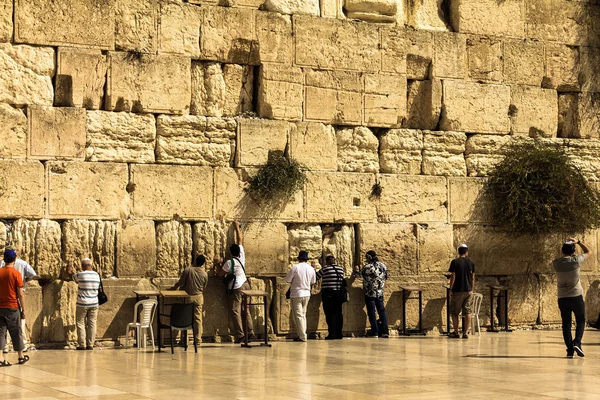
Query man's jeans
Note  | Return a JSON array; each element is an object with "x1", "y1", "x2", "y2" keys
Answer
[
  {"x1": 365, "y1": 296, "x2": 388, "y2": 335},
  {"x1": 558, "y1": 295, "x2": 585, "y2": 350},
  {"x1": 76, "y1": 306, "x2": 98, "y2": 348}
]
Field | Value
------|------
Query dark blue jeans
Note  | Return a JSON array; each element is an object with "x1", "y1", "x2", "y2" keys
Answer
[
  {"x1": 365, "y1": 296, "x2": 388, "y2": 335},
  {"x1": 558, "y1": 295, "x2": 585, "y2": 349}
]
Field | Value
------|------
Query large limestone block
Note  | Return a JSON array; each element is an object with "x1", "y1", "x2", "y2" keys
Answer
[
  {"x1": 199, "y1": 6, "x2": 259, "y2": 64},
  {"x1": 190, "y1": 62, "x2": 225, "y2": 116},
  {"x1": 500, "y1": 275, "x2": 540, "y2": 324},
  {"x1": 440, "y1": 80, "x2": 510, "y2": 134},
  {"x1": 0, "y1": 222, "x2": 5, "y2": 250},
  {"x1": 95, "y1": 278, "x2": 141, "y2": 340},
  {"x1": 257, "y1": 64, "x2": 304, "y2": 121},
  {"x1": 0, "y1": 0, "x2": 11, "y2": 42},
  {"x1": 384, "y1": 279, "x2": 447, "y2": 331},
  {"x1": 539, "y1": 274, "x2": 560, "y2": 324},
  {"x1": 263, "y1": 0, "x2": 319, "y2": 15},
  {"x1": 578, "y1": 47, "x2": 600, "y2": 93},
  {"x1": 200, "y1": 277, "x2": 230, "y2": 338},
  {"x1": 158, "y1": 0, "x2": 202, "y2": 58},
  {"x1": 510, "y1": 86, "x2": 558, "y2": 137},
  {"x1": 214, "y1": 168, "x2": 303, "y2": 220},
  {"x1": 503, "y1": 40, "x2": 545, "y2": 86},
  {"x1": 322, "y1": 224, "x2": 355, "y2": 274},
  {"x1": 564, "y1": 139, "x2": 600, "y2": 182},
  {"x1": 237, "y1": 119, "x2": 290, "y2": 167},
  {"x1": 28, "y1": 106, "x2": 86, "y2": 160},
  {"x1": 294, "y1": 15, "x2": 381, "y2": 73},
  {"x1": 377, "y1": 175, "x2": 448, "y2": 223},
  {"x1": 0, "y1": 44, "x2": 54, "y2": 106},
  {"x1": 115, "y1": 0, "x2": 158, "y2": 53},
  {"x1": 558, "y1": 93, "x2": 579, "y2": 139},
  {"x1": 12, "y1": 219, "x2": 62, "y2": 279},
  {"x1": 464, "y1": 134, "x2": 515, "y2": 177},
  {"x1": 364, "y1": 73, "x2": 407, "y2": 127},
  {"x1": 256, "y1": 11, "x2": 293, "y2": 65},
  {"x1": 156, "y1": 115, "x2": 236, "y2": 166},
  {"x1": 525, "y1": 0, "x2": 586, "y2": 45},
  {"x1": 405, "y1": 79, "x2": 442, "y2": 130},
  {"x1": 130, "y1": 164, "x2": 213, "y2": 219},
  {"x1": 417, "y1": 224, "x2": 453, "y2": 274},
  {"x1": 223, "y1": 64, "x2": 254, "y2": 116},
  {"x1": 106, "y1": 52, "x2": 191, "y2": 114},
  {"x1": 304, "y1": 69, "x2": 363, "y2": 125},
  {"x1": 288, "y1": 224, "x2": 323, "y2": 265},
  {"x1": 0, "y1": 160, "x2": 44, "y2": 218},
  {"x1": 432, "y1": 32, "x2": 467, "y2": 79},
  {"x1": 55, "y1": 48, "x2": 107, "y2": 110},
  {"x1": 379, "y1": 129, "x2": 423, "y2": 175},
  {"x1": 306, "y1": 172, "x2": 377, "y2": 222},
  {"x1": 156, "y1": 220, "x2": 192, "y2": 278},
  {"x1": 406, "y1": 0, "x2": 447, "y2": 31},
  {"x1": 86, "y1": 111, "x2": 156, "y2": 163},
  {"x1": 448, "y1": 177, "x2": 489, "y2": 223},
  {"x1": 117, "y1": 220, "x2": 156, "y2": 278},
  {"x1": 23, "y1": 283, "x2": 42, "y2": 343},
  {"x1": 343, "y1": 0, "x2": 399, "y2": 23},
  {"x1": 240, "y1": 222, "x2": 289, "y2": 275},
  {"x1": 336, "y1": 127, "x2": 379, "y2": 173},
  {"x1": 48, "y1": 162, "x2": 129, "y2": 219},
  {"x1": 360, "y1": 223, "x2": 418, "y2": 276},
  {"x1": 193, "y1": 221, "x2": 227, "y2": 270},
  {"x1": 0, "y1": 104, "x2": 27, "y2": 158},
  {"x1": 449, "y1": 0, "x2": 524, "y2": 37},
  {"x1": 466, "y1": 37, "x2": 503, "y2": 82},
  {"x1": 422, "y1": 131, "x2": 467, "y2": 176},
  {"x1": 63, "y1": 220, "x2": 116, "y2": 278},
  {"x1": 41, "y1": 281, "x2": 78, "y2": 343},
  {"x1": 545, "y1": 44, "x2": 579, "y2": 92},
  {"x1": 289, "y1": 122, "x2": 337, "y2": 171},
  {"x1": 14, "y1": 0, "x2": 115, "y2": 49},
  {"x1": 381, "y1": 28, "x2": 432, "y2": 77}
]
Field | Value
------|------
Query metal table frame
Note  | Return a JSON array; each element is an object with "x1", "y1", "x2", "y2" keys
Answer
[
  {"x1": 400, "y1": 286, "x2": 426, "y2": 336},
  {"x1": 240, "y1": 289, "x2": 272, "y2": 348},
  {"x1": 488, "y1": 285, "x2": 512, "y2": 332}
]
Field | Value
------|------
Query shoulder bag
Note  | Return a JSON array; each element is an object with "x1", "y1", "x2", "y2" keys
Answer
[
  {"x1": 98, "y1": 275, "x2": 108, "y2": 306},
  {"x1": 224, "y1": 257, "x2": 245, "y2": 294}
]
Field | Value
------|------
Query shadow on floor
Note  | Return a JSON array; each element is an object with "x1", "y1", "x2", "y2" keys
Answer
[{"x1": 465, "y1": 354, "x2": 569, "y2": 359}]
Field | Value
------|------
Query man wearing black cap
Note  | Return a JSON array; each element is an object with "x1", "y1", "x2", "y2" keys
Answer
[
  {"x1": 0, "y1": 249, "x2": 28, "y2": 366},
  {"x1": 448, "y1": 244, "x2": 475, "y2": 339},
  {"x1": 353, "y1": 250, "x2": 389, "y2": 338},
  {"x1": 286, "y1": 250, "x2": 316, "y2": 342}
]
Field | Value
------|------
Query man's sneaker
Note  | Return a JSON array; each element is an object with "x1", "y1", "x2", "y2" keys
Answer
[
  {"x1": 325, "y1": 335, "x2": 336, "y2": 340},
  {"x1": 448, "y1": 332, "x2": 460, "y2": 338},
  {"x1": 379, "y1": 333, "x2": 389, "y2": 338},
  {"x1": 293, "y1": 338, "x2": 306, "y2": 342},
  {"x1": 573, "y1": 344, "x2": 585, "y2": 357},
  {"x1": 234, "y1": 337, "x2": 244, "y2": 344},
  {"x1": 567, "y1": 350, "x2": 574, "y2": 358},
  {"x1": 247, "y1": 334, "x2": 256, "y2": 342},
  {"x1": 365, "y1": 331, "x2": 378, "y2": 337},
  {"x1": 462, "y1": 333, "x2": 469, "y2": 339}
]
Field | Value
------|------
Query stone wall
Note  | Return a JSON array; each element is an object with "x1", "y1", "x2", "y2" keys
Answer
[{"x1": 2, "y1": 0, "x2": 600, "y2": 343}]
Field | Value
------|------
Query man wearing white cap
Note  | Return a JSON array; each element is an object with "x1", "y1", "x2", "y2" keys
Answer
[{"x1": 448, "y1": 244, "x2": 475, "y2": 339}]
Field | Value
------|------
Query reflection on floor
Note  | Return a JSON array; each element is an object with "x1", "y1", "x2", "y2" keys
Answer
[{"x1": 1, "y1": 330, "x2": 599, "y2": 399}]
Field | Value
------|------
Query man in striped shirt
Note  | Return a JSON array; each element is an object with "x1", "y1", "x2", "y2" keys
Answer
[
  {"x1": 316, "y1": 256, "x2": 345, "y2": 340},
  {"x1": 68, "y1": 258, "x2": 100, "y2": 350}
]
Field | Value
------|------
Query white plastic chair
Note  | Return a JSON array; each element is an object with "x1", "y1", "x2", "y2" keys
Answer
[
  {"x1": 470, "y1": 293, "x2": 483, "y2": 336},
  {"x1": 125, "y1": 299, "x2": 157, "y2": 350}
]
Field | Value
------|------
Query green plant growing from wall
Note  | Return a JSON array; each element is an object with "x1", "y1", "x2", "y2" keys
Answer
[{"x1": 485, "y1": 140, "x2": 600, "y2": 235}]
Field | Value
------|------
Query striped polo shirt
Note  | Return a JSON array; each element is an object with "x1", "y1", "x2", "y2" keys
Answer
[
  {"x1": 72, "y1": 271, "x2": 101, "y2": 307},
  {"x1": 316, "y1": 264, "x2": 345, "y2": 290}
]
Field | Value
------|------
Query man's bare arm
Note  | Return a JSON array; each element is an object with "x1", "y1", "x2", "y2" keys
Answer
[
  {"x1": 234, "y1": 221, "x2": 243, "y2": 246},
  {"x1": 18, "y1": 288, "x2": 26, "y2": 318},
  {"x1": 449, "y1": 273, "x2": 456, "y2": 296}
]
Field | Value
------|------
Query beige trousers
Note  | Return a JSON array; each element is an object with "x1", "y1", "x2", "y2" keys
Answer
[
  {"x1": 189, "y1": 294, "x2": 204, "y2": 342},
  {"x1": 228, "y1": 281, "x2": 254, "y2": 339},
  {"x1": 76, "y1": 306, "x2": 98, "y2": 348},
  {"x1": 291, "y1": 296, "x2": 310, "y2": 341}
]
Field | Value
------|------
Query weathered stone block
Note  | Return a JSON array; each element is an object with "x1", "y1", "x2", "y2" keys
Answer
[
  {"x1": 0, "y1": 44, "x2": 54, "y2": 106},
  {"x1": 501, "y1": 275, "x2": 540, "y2": 324},
  {"x1": 322, "y1": 224, "x2": 355, "y2": 274},
  {"x1": 466, "y1": 36, "x2": 503, "y2": 82},
  {"x1": 28, "y1": 106, "x2": 86, "y2": 160},
  {"x1": 343, "y1": 0, "x2": 399, "y2": 23},
  {"x1": 193, "y1": 221, "x2": 227, "y2": 271},
  {"x1": 41, "y1": 281, "x2": 78, "y2": 343},
  {"x1": 510, "y1": 86, "x2": 558, "y2": 137},
  {"x1": 117, "y1": 220, "x2": 156, "y2": 278},
  {"x1": 158, "y1": 0, "x2": 201, "y2": 58},
  {"x1": 558, "y1": 93, "x2": 579, "y2": 139},
  {"x1": 545, "y1": 44, "x2": 579, "y2": 92},
  {"x1": 306, "y1": 172, "x2": 377, "y2": 222},
  {"x1": 364, "y1": 74, "x2": 406, "y2": 127},
  {"x1": 564, "y1": 139, "x2": 600, "y2": 182},
  {"x1": 440, "y1": 80, "x2": 510, "y2": 134},
  {"x1": 0, "y1": 104, "x2": 27, "y2": 158},
  {"x1": 55, "y1": 48, "x2": 107, "y2": 110},
  {"x1": 257, "y1": 64, "x2": 303, "y2": 121},
  {"x1": 294, "y1": 15, "x2": 381, "y2": 72},
  {"x1": 360, "y1": 223, "x2": 418, "y2": 276},
  {"x1": 241, "y1": 222, "x2": 289, "y2": 275},
  {"x1": 432, "y1": 32, "x2": 467, "y2": 79},
  {"x1": 0, "y1": 161, "x2": 44, "y2": 218},
  {"x1": 23, "y1": 283, "x2": 42, "y2": 343},
  {"x1": 336, "y1": 127, "x2": 379, "y2": 173},
  {"x1": 417, "y1": 224, "x2": 454, "y2": 274},
  {"x1": 448, "y1": 177, "x2": 489, "y2": 223},
  {"x1": 525, "y1": 0, "x2": 587, "y2": 45},
  {"x1": 304, "y1": 69, "x2": 363, "y2": 125},
  {"x1": 580, "y1": 47, "x2": 600, "y2": 93},
  {"x1": 115, "y1": 0, "x2": 158, "y2": 53},
  {"x1": 263, "y1": 0, "x2": 319, "y2": 15},
  {"x1": 14, "y1": 0, "x2": 115, "y2": 49},
  {"x1": 289, "y1": 122, "x2": 337, "y2": 171},
  {"x1": 0, "y1": 0, "x2": 11, "y2": 42},
  {"x1": 574, "y1": 93, "x2": 600, "y2": 139},
  {"x1": 450, "y1": 0, "x2": 524, "y2": 37},
  {"x1": 379, "y1": 129, "x2": 423, "y2": 175},
  {"x1": 422, "y1": 131, "x2": 467, "y2": 176},
  {"x1": 106, "y1": 52, "x2": 191, "y2": 114},
  {"x1": 237, "y1": 119, "x2": 290, "y2": 167},
  {"x1": 96, "y1": 278, "x2": 141, "y2": 340},
  {"x1": 191, "y1": 62, "x2": 225, "y2": 116},
  {"x1": 539, "y1": 274, "x2": 560, "y2": 324},
  {"x1": 63, "y1": 220, "x2": 116, "y2": 278},
  {"x1": 256, "y1": 11, "x2": 293, "y2": 65},
  {"x1": 199, "y1": 6, "x2": 259, "y2": 64},
  {"x1": 48, "y1": 162, "x2": 129, "y2": 219},
  {"x1": 12, "y1": 219, "x2": 62, "y2": 279},
  {"x1": 381, "y1": 27, "x2": 411, "y2": 75},
  {"x1": 86, "y1": 111, "x2": 156, "y2": 163},
  {"x1": 378, "y1": 175, "x2": 448, "y2": 223},
  {"x1": 464, "y1": 135, "x2": 515, "y2": 177},
  {"x1": 503, "y1": 40, "x2": 545, "y2": 86},
  {"x1": 156, "y1": 115, "x2": 236, "y2": 166},
  {"x1": 405, "y1": 79, "x2": 442, "y2": 130},
  {"x1": 131, "y1": 164, "x2": 213, "y2": 220},
  {"x1": 288, "y1": 224, "x2": 323, "y2": 265},
  {"x1": 223, "y1": 64, "x2": 254, "y2": 116},
  {"x1": 406, "y1": 0, "x2": 447, "y2": 31},
  {"x1": 156, "y1": 220, "x2": 192, "y2": 278}
]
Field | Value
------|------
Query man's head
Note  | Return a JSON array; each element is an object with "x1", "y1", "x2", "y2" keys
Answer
[
  {"x1": 325, "y1": 255, "x2": 335, "y2": 265},
  {"x1": 3, "y1": 249, "x2": 16, "y2": 264},
  {"x1": 81, "y1": 258, "x2": 93, "y2": 270},
  {"x1": 366, "y1": 250, "x2": 378, "y2": 263},
  {"x1": 458, "y1": 244, "x2": 469, "y2": 256},
  {"x1": 298, "y1": 251, "x2": 309, "y2": 262},
  {"x1": 230, "y1": 244, "x2": 241, "y2": 257},
  {"x1": 194, "y1": 254, "x2": 206, "y2": 267},
  {"x1": 562, "y1": 240, "x2": 576, "y2": 256}
]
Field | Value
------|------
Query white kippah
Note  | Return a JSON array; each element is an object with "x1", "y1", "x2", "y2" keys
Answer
[{"x1": 458, "y1": 243, "x2": 468, "y2": 249}]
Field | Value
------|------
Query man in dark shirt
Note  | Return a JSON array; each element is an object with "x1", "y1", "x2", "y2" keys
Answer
[
  {"x1": 316, "y1": 255, "x2": 345, "y2": 340},
  {"x1": 448, "y1": 244, "x2": 475, "y2": 339},
  {"x1": 353, "y1": 250, "x2": 389, "y2": 338},
  {"x1": 172, "y1": 255, "x2": 208, "y2": 344}
]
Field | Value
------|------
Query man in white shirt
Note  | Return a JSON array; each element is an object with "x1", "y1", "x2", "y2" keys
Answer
[{"x1": 286, "y1": 251, "x2": 316, "y2": 342}]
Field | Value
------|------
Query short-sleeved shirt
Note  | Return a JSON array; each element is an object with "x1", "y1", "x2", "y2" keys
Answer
[
  {"x1": 72, "y1": 270, "x2": 101, "y2": 307},
  {"x1": 221, "y1": 246, "x2": 246, "y2": 290},
  {"x1": 356, "y1": 262, "x2": 388, "y2": 298},
  {"x1": 286, "y1": 262, "x2": 316, "y2": 298},
  {"x1": 176, "y1": 267, "x2": 208, "y2": 296},
  {"x1": 0, "y1": 267, "x2": 24, "y2": 309},
  {"x1": 449, "y1": 257, "x2": 475, "y2": 293},
  {"x1": 0, "y1": 258, "x2": 36, "y2": 283},
  {"x1": 316, "y1": 264, "x2": 345, "y2": 291},
  {"x1": 553, "y1": 254, "x2": 586, "y2": 298}
]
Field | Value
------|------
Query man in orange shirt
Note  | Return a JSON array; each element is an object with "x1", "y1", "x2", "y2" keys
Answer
[{"x1": 0, "y1": 249, "x2": 28, "y2": 366}]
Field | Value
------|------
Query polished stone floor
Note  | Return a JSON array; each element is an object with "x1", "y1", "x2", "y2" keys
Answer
[{"x1": 1, "y1": 330, "x2": 600, "y2": 399}]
